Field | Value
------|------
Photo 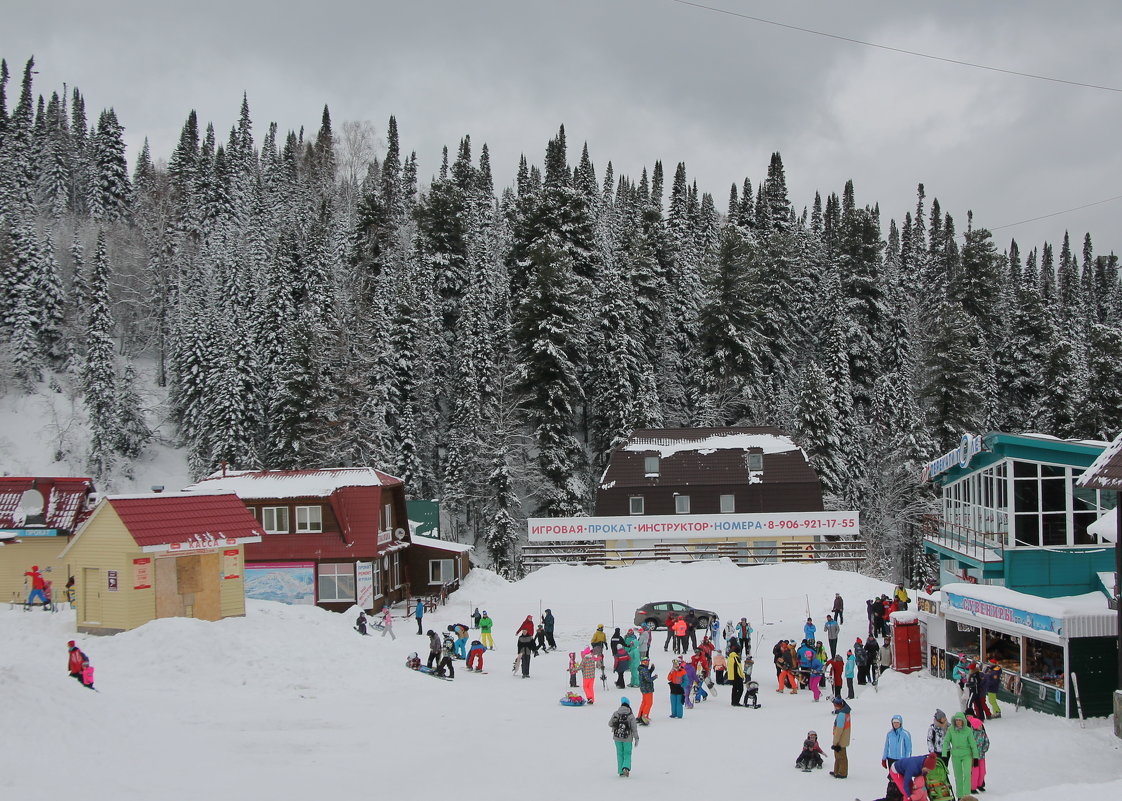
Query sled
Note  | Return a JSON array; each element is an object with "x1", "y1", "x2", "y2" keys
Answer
[{"x1": 560, "y1": 695, "x2": 586, "y2": 706}]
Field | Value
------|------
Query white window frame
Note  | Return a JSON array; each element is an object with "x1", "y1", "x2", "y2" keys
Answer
[
  {"x1": 747, "y1": 453, "x2": 764, "y2": 471},
  {"x1": 644, "y1": 455, "x2": 659, "y2": 476},
  {"x1": 429, "y1": 558, "x2": 457, "y2": 585},
  {"x1": 296, "y1": 505, "x2": 323, "y2": 533},
  {"x1": 262, "y1": 506, "x2": 290, "y2": 534},
  {"x1": 629, "y1": 496, "x2": 645, "y2": 515},
  {"x1": 381, "y1": 503, "x2": 393, "y2": 531},
  {"x1": 392, "y1": 552, "x2": 402, "y2": 589},
  {"x1": 372, "y1": 566, "x2": 383, "y2": 600},
  {"x1": 675, "y1": 495, "x2": 691, "y2": 515},
  {"x1": 317, "y1": 563, "x2": 355, "y2": 603},
  {"x1": 720, "y1": 494, "x2": 735, "y2": 514}
]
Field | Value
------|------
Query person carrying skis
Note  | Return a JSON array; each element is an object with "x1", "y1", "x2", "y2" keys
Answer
[
  {"x1": 580, "y1": 647, "x2": 600, "y2": 704},
  {"x1": 636, "y1": 657, "x2": 656, "y2": 725},
  {"x1": 941, "y1": 712, "x2": 979, "y2": 799},
  {"x1": 381, "y1": 606, "x2": 396, "y2": 639},
  {"x1": 882, "y1": 714, "x2": 913, "y2": 769},
  {"x1": 591, "y1": 624, "x2": 607, "y2": 658},
  {"x1": 542, "y1": 608, "x2": 556, "y2": 651},
  {"x1": 824, "y1": 614, "x2": 840, "y2": 658},
  {"x1": 355, "y1": 611, "x2": 368, "y2": 635},
  {"x1": 414, "y1": 597, "x2": 425, "y2": 635},
  {"x1": 795, "y1": 730, "x2": 825, "y2": 770},
  {"x1": 467, "y1": 640, "x2": 486, "y2": 672},
  {"x1": 775, "y1": 642, "x2": 798, "y2": 694},
  {"x1": 480, "y1": 611, "x2": 494, "y2": 649},
  {"x1": 607, "y1": 697, "x2": 640, "y2": 777}
]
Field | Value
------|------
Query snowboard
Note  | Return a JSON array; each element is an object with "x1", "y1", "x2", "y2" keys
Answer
[{"x1": 416, "y1": 666, "x2": 453, "y2": 681}]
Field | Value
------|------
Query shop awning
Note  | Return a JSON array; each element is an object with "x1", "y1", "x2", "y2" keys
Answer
[{"x1": 940, "y1": 582, "x2": 1117, "y2": 642}]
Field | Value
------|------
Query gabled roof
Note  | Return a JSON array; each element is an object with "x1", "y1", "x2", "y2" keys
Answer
[
  {"x1": 64, "y1": 492, "x2": 265, "y2": 554},
  {"x1": 184, "y1": 467, "x2": 402, "y2": 499},
  {"x1": 1076, "y1": 431, "x2": 1122, "y2": 490},
  {"x1": 601, "y1": 427, "x2": 816, "y2": 488},
  {"x1": 0, "y1": 477, "x2": 95, "y2": 532}
]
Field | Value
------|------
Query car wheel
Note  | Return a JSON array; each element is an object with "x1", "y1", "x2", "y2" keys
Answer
[
  {"x1": 646, "y1": 618, "x2": 659, "y2": 630},
  {"x1": 696, "y1": 616, "x2": 709, "y2": 630}
]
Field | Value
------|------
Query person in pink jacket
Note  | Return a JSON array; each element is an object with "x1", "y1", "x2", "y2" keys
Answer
[{"x1": 381, "y1": 607, "x2": 396, "y2": 640}]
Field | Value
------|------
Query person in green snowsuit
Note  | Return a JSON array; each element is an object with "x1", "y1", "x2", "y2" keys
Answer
[
  {"x1": 941, "y1": 711, "x2": 979, "y2": 798},
  {"x1": 625, "y1": 631, "x2": 641, "y2": 687}
]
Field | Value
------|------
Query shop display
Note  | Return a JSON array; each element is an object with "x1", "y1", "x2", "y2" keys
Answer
[{"x1": 1024, "y1": 638, "x2": 1065, "y2": 688}]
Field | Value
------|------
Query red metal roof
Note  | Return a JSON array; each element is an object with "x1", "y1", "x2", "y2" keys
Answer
[
  {"x1": 106, "y1": 493, "x2": 265, "y2": 548},
  {"x1": 0, "y1": 477, "x2": 95, "y2": 532}
]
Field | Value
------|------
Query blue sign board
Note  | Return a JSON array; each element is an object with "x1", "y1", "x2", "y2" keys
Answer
[
  {"x1": 945, "y1": 591, "x2": 1064, "y2": 637},
  {"x1": 0, "y1": 528, "x2": 62, "y2": 537}
]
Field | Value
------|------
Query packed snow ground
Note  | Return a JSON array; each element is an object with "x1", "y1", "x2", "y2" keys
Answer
[{"x1": 2, "y1": 560, "x2": 1120, "y2": 800}]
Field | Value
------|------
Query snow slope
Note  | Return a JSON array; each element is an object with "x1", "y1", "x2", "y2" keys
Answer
[{"x1": 2, "y1": 560, "x2": 1119, "y2": 800}]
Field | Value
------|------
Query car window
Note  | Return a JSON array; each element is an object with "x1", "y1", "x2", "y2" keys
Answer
[
  {"x1": 653, "y1": 603, "x2": 668, "y2": 612},
  {"x1": 671, "y1": 603, "x2": 686, "y2": 612}
]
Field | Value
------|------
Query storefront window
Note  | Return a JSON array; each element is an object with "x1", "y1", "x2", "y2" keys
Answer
[
  {"x1": 984, "y1": 630, "x2": 1021, "y2": 673},
  {"x1": 947, "y1": 622, "x2": 980, "y2": 663},
  {"x1": 1024, "y1": 638, "x2": 1064, "y2": 688}
]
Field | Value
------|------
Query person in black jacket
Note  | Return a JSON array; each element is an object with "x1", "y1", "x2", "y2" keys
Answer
[
  {"x1": 542, "y1": 608, "x2": 557, "y2": 651},
  {"x1": 864, "y1": 638, "x2": 882, "y2": 685},
  {"x1": 426, "y1": 630, "x2": 442, "y2": 669},
  {"x1": 517, "y1": 633, "x2": 535, "y2": 677}
]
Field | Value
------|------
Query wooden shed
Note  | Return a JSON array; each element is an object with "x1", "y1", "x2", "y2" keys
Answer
[{"x1": 60, "y1": 492, "x2": 263, "y2": 635}]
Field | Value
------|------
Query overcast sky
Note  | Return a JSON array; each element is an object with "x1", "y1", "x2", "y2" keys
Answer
[{"x1": 7, "y1": 0, "x2": 1122, "y2": 257}]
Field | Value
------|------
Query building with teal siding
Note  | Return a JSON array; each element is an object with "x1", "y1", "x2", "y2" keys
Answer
[{"x1": 916, "y1": 432, "x2": 1119, "y2": 718}]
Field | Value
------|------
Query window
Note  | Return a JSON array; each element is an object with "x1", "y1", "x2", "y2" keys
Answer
[
  {"x1": 317, "y1": 563, "x2": 355, "y2": 602},
  {"x1": 382, "y1": 503, "x2": 393, "y2": 531},
  {"x1": 372, "y1": 566, "x2": 382, "y2": 600},
  {"x1": 643, "y1": 455, "x2": 659, "y2": 475},
  {"x1": 296, "y1": 505, "x2": 322, "y2": 533},
  {"x1": 391, "y1": 552, "x2": 402, "y2": 589},
  {"x1": 429, "y1": 558, "x2": 457, "y2": 585},
  {"x1": 675, "y1": 495, "x2": 691, "y2": 514},
  {"x1": 262, "y1": 506, "x2": 290, "y2": 534},
  {"x1": 747, "y1": 453, "x2": 764, "y2": 471},
  {"x1": 720, "y1": 494, "x2": 735, "y2": 513},
  {"x1": 629, "y1": 496, "x2": 645, "y2": 515}
]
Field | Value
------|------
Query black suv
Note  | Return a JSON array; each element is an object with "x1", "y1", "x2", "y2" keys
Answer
[{"x1": 634, "y1": 601, "x2": 717, "y2": 630}]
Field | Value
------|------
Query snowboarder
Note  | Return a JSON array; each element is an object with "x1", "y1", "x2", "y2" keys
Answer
[
  {"x1": 829, "y1": 697, "x2": 851, "y2": 778},
  {"x1": 882, "y1": 714, "x2": 913, "y2": 769},
  {"x1": 608, "y1": 697, "x2": 639, "y2": 777},
  {"x1": 381, "y1": 607, "x2": 396, "y2": 640},
  {"x1": 436, "y1": 635, "x2": 456, "y2": 678},
  {"x1": 414, "y1": 598, "x2": 424, "y2": 635},
  {"x1": 480, "y1": 611, "x2": 494, "y2": 649},
  {"x1": 542, "y1": 608, "x2": 556, "y2": 651},
  {"x1": 467, "y1": 640, "x2": 486, "y2": 672},
  {"x1": 67, "y1": 641, "x2": 86, "y2": 683},
  {"x1": 941, "y1": 712, "x2": 979, "y2": 799},
  {"x1": 355, "y1": 611, "x2": 368, "y2": 635},
  {"x1": 795, "y1": 729, "x2": 825, "y2": 771}
]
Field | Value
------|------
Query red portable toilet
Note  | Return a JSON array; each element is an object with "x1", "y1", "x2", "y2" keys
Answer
[{"x1": 889, "y1": 611, "x2": 923, "y2": 673}]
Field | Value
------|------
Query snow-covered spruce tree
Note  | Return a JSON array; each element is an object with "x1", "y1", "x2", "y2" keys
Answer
[
  {"x1": 265, "y1": 309, "x2": 324, "y2": 471},
  {"x1": 512, "y1": 236, "x2": 588, "y2": 517},
  {"x1": 87, "y1": 108, "x2": 131, "y2": 224},
  {"x1": 835, "y1": 188, "x2": 887, "y2": 408},
  {"x1": 921, "y1": 297, "x2": 989, "y2": 451},
  {"x1": 1036, "y1": 328, "x2": 1086, "y2": 438},
  {"x1": 36, "y1": 90, "x2": 72, "y2": 219},
  {"x1": 1080, "y1": 322, "x2": 1122, "y2": 438},
  {"x1": 33, "y1": 230, "x2": 65, "y2": 363},
  {"x1": 794, "y1": 361, "x2": 846, "y2": 498},
  {"x1": 114, "y1": 362, "x2": 151, "y2": 460},
  {"x1": 0, "y1": 58, "x2": 37, "y2": 216},
  {"x1": 82, "y1": 232, "x2": 118, "y2": 480}
]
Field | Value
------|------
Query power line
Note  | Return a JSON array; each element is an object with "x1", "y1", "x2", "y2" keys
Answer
[
  {"x1": 988, "y1": 194, "x2": 1122, "y2": 233},
  {"x1": 670, "y1": 0, "x2": 1122, "y2": 93}
]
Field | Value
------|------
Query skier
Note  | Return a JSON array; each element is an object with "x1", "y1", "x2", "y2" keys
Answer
[
  {"x1": 607, "y1": 697, "x2": 640, "y2": 777},
  {"x1": 467, "y1": 640, "x2": 486, "y2": 672},
  {"x1": 480, "y1": 611, "x2": 494, "y2": 649},
  {"x1": 832, "y1": 592, "x2": 844, "y2": 625},
  {"x1": 414, "y1": 597, "x2": 425, "y2": 635},
  {"x1": 636, "y1": 657, "x2": 656, "y2": 725},
  {"x1": 355, "y1": 611, "x2": 368, "y2": 635},
  {"x1": 882, "y1": 714, "x2": 913, "y2": 769},
  {"x1": 667, "y1": 657, "x2": 687, "y2": 718},
  {"x1": 24, "y1": 565, "x2": 49, "y2": 608},
  {"x1": 824, "y1": 614, "x2": 840, "y2": 658},
  {"x1": 534, "y1": 622, "x2": 548, "y2": 655},
  {"x1": 941, "y1": 712, "x2": 979, "y2": 799},
  {"x1": 580, "y1": 647, "x2": 600, "y2": 704},
  {"x1": 542, "y1": 608, "x2": 556, "y2": 651},
  {"x1": 794, "y1": 730, "x2": 825, "y2": 771},
  {"x1": 381, "y1": 607, "x2": 396, "y2": 640},
  {"x1": 829, "y1": 697, "x2": 852, "y2": 779}
]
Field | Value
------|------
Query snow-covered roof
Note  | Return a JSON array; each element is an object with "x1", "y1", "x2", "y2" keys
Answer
[
  {"x1": 410, "y1": 532, "x2": 473, "y2": 553},
  {"x1": 1087, "y1": 508, "x2": 1117, "y2": 542},
  {"x1": 939, "y1": 582, "x2": 1116, "y2": 640},
  {"x1": 624, "y1": 433, "x2": 800, "y2": 458},
  {"x1": 1076, "y1": 431, "x2": 1122, "y2": 490},
  {"x1": 184, "y1": 468, "x2": 401, "y2": 499}
]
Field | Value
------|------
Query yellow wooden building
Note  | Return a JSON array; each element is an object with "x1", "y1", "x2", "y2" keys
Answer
[{"x1": 60, "y1": 492, "x2": 264, "y2": 635}]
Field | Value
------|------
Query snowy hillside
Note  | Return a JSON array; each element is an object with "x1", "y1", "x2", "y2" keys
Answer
[{"x1": 2, "y1": 560, "x2": 1119, "y2": 800}]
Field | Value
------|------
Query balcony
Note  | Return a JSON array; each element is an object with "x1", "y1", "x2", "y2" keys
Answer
[{"x1": 921, "y1": 514, "x2": 1005, "y2": 564}]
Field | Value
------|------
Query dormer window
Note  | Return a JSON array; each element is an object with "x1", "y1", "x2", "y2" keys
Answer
[
  {"x1": 747, "y1": 453, "x2": 764, "y2": 471},
  {"x1": 644, "y1": 455, "x2": 660, "y2": 476}
]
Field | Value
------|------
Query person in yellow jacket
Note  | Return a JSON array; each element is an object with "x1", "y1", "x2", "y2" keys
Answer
[
  {"x1": 590, "y1": 624, "x2": 607, "y2": 658},
  {"x1": 830, "y1": 697, "x2": 852, "y2": 779},
  {"x1": 727, "y1": 647, "x2": 747, "y2": 706}
]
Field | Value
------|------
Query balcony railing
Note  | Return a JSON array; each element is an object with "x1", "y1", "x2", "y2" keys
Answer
[{"x1": 921, "y1": 514, "x2": 1005, "y2": 562}]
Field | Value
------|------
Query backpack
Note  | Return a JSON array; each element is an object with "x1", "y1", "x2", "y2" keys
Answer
[{"x1": 613, "y1": 713, "x2": 633, "y2": 739}]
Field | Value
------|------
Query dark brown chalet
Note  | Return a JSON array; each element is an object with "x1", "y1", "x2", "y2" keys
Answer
[
  {"x1": 183, "y1": 468, "x2": 412, "y2": 613},
  {"x1": 595, "y1": 427, "x2": 823, "y2": 516}
]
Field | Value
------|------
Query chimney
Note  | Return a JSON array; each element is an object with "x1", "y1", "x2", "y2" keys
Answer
[
  {"x1": 221, "y1": 460, "x2": 228, "y2": 477},
  {"x1": 150, "y1": 485, "x2": 165, "y2": 494}
]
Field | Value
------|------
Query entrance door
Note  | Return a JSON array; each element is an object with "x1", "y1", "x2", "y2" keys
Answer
[{"x1": 82, "y1": 567, "x2": 101, "y2": 624}]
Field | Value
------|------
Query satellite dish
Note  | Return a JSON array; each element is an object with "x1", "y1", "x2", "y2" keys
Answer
[
  {"x1": 19, "y1": 489, "x2": 45, "y2": 517},
  {"x1": 394, "y1": 527, "x2": 406, "y2": 540}
]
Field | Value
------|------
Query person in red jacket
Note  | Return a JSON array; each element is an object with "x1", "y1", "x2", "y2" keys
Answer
[
  {"x1": 67, "y1": 641, "x2": 87, "y2": 683},
  {"x1": 25, "y1": 565, "x2": 49, "y2": 607},
  {"x1": 516, "y1": 615, "x2": 534, "y2": 638}
]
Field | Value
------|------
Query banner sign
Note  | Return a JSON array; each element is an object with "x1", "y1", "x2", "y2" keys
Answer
[
  {"x1": 223, "y1": 549, "x2": 241, "y2": 580},
  {"x1": 944, "y1": 591, "x2": 1064, "y2": 637},
  {"x1": 133, "y1": 558, "x2": 152, "y2": 590},
  {"x1": 356, "y1": 561, "x2": 375, "y2": 608},
  {"x1": 0, "y1": 528, "x2": 62, "y2": 537},
  {"x1": 921, "y1": 433, "x2": 983, "y2": 482},
  {"x1": 144, "y1": 534, "x2": 262, "y2": 553},
  {"x1": 107, "y1": 570, "x2": 118, "y2": 591},
  {"x1": 527, "y1": 511, "x2": 859, "y2": 542}
]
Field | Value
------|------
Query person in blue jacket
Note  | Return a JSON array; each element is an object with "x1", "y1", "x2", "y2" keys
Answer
[
  {"x1": 885, "y1": 753, "x2": 937, "y2": 799},
  {"x1": 414, "y1": 598, "x2": 424, "y2": 635},
  {"x1": 881, "y1": 714, "x2": 913, "y2": 769},
  {"x1": 803, "y1": 617, "x2": 817, "y2": 643},
  {"x1": 844, "y1": 650, "x2": 856, "y2": 699}
]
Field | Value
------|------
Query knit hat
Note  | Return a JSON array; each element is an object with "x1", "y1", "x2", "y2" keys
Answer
[
  {"x1": 923, "y1": 753, "x2": 937, "y2": 771},
  {"x1": 621, "y1": 697, "x2": 631, "y2": 706},
  {"x1": 582, "y1": 647, "x2": 591, "y2": 656},
  {"x1": 67, "y1": 640, "x2": 75, "y2": 648},
  {"x1": 934, "y1": 708, "x2": 947, "y2": 721},
  {"x1": 856, "y1": 637, "x2": 863, "y2": 643}
]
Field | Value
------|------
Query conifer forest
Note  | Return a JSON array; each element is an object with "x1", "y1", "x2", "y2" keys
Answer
[{"x1": 2, "y1": 57, "x2": 1121, "y2": 578}]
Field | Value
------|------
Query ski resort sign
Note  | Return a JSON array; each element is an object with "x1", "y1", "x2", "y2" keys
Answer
[
  {"x1": 528, "y1": 511, "x2": 859, "y2": 541},
  {"x1": 921, "y1": 433, "x2": 984, "y2": 482}
]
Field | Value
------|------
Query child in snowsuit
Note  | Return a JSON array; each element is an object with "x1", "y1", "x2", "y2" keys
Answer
[
  {"x1": 405, "y1": 652, "x2": 421, "y2": 670},
  {"x1": 608, "y1": 698, "x2": 640, "y2": 777},
  {"x1": 795, "y1": 730, "x2": 825, "y2": 770},
  {"x1": 568, "y1": 652, "x2": 579, "y2": 687},
  {"x1": 67, "y1": 641, "x2": 87, "y2": 684},
  {"x1": 437, "y1": 635, "x2": 456, "y2": 678},
  {"x1": 941, "y1": 712, "x2": 979, "y2": 799},
  {"x1": 967, "y1": 714, "x2": 990, "y2": 792},
  {"x1": 381, "y1": 607, "x2": 395, "y2": 639},
  {"x1": 355, "y1": 611, "x2": 368, "y2": 634},
  {"x1": 467, "y1": 640, "x2": 486, "y2": 672}
]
